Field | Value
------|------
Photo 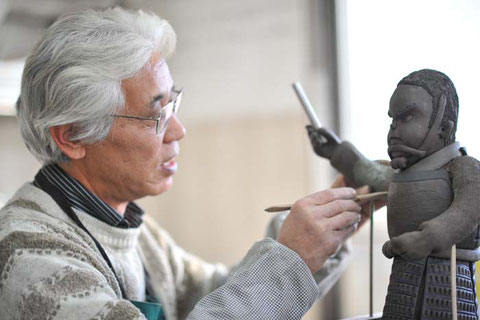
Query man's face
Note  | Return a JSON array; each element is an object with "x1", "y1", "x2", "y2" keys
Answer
[
  {"x1": 80, "y1": 54, "x2": 185, "y2": 206},
  {"x1": 387, "y1": 84, "x2": 433, "y2": 169}
]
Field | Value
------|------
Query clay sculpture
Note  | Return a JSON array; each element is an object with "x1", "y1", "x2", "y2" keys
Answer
[{"x1": 307, "y1": 69, "x2": 480, "y2": 320}]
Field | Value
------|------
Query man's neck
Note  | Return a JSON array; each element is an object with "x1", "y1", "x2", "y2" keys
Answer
[{"x1": 57, "y1": 161, "x2": 128, "y2": 214}]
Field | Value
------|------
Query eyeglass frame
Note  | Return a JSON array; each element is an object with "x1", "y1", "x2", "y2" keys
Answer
[{"x1": 113, "y1": 87, "x2": 183, "y2": 135}]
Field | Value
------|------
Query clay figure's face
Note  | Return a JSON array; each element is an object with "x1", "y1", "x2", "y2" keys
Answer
[{"x1": 387, "y1": 85, "x2": 433, "y2": 169}]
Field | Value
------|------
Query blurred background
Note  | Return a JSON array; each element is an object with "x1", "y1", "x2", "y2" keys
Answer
[{"x1": 1, "y1": 0, "x2": 480, "y2": 319}]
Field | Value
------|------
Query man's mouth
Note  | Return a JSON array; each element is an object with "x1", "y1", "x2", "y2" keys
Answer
[
  {"x1": 160, "y1": 154, "x2": 178, "y2": 173},
  {"x1": 161, "y1": 159, "x2": 177, "y2": 169}
]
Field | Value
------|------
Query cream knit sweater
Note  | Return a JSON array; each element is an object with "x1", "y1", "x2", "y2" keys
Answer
[{"x1": 0, "y1": 183, "x2": 350, "y2": 320}]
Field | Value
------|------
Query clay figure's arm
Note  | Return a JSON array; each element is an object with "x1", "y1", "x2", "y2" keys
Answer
[
  {"x1": 307, "y1": 126, "x2": 394, "y2": 192},
  {"x1": 383, "y1": 156, "x2": 480, "y2": 260}
]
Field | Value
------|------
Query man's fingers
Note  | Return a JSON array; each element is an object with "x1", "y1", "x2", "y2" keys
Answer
[
  {"x1": 356, "y1": 185, "x2": 370, "y2": 196},
  {"x1": 313, "y1": 199, "x2": 361, "y2": 219},
  {"x1": 329, "y1": 211, "x2": 361, "y2": 230},
  {"x1": 307, "y1": 187, "x2": 356, "y2": 206},
  {"x1": 335, "y1": 223, "x2": 357, "y2": 242},
  {"x1": 281, "y1": 187, "x2": 361, "y2": 273},
  {"x1": 330, "y1": 175, "x2": 348, "y2": 188}
]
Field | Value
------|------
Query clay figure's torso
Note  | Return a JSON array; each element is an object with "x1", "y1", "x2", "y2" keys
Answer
[
  {"x1": 382, "y1": 142, "x2": 480, "y2": 320},
  {"x1": 386, "y1": 142, "x2": 478, "y2": 250},
  {"x1": 387, "y1": 168, "x2": 452, "y2": 239}
]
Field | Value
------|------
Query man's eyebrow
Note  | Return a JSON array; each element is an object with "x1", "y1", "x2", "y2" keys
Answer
[
  {"x1": 148, "y1": 85, "x2": 176, "y2": 109},
  {"x1": 149, "y1": 94, "x2": 164, "y2": 108},
  {"x1": 149, "y1": 85, "x2": 176, "y2": 108}
]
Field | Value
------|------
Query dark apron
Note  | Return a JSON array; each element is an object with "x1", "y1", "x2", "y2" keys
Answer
[{"x1": 131, "y1": 300, "x2": 165, "y2": 320}]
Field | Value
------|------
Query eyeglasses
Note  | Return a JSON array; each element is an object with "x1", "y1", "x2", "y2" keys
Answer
[{"x1": 113, "y1": 87, "x2": 183, "y2": 135}]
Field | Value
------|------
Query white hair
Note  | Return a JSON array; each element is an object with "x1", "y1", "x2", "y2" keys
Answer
[{"x1": 17, "y1": 7, "x2": 176, "y2": 163}]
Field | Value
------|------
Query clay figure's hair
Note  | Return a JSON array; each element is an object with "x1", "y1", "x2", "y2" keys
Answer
[{"x1": 398, "y1": 69, "x2": 459, "y2": 144}]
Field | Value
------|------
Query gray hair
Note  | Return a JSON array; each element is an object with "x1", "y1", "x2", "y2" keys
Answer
[{"x1": 16, "y1": 7, "x2": 176, "y2": 164}]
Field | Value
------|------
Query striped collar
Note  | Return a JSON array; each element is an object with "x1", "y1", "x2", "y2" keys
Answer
[{"x1": 37, "y1": 164, "x2": 144, "y2": 228}]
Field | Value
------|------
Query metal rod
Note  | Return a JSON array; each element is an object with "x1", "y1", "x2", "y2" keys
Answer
[
  {"x1": 451, "y1": 244, "x2": 457, "y2": 320},
  {"x1": 369, "y1": 201, "x2": 374, "y2": 318},
  {"x1": 292, "y1": 82, "x2": 322, "y2": 129}
]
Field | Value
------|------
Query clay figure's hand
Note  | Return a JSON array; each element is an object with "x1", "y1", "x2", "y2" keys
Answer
[
  {"x1": 277, "y1": 188, "x2": 361, "y2": 274},
  {"x1": 306, "y1": 125, "x2": 342, "y2": 159},
  {"x1": 382, "y1": 240, "x2": 395, "y2": 259},
  {"x1": 382, "y1": 229, "x2": 435, "y2": 260},
  {"x1": 383, "y1": 220, "x2": 453, "y2": 260}
]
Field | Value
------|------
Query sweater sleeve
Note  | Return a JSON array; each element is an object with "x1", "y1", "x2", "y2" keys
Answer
[
  {"x1": 143, "y1": 214, "x2": 325, "y2": 320},
  {"x1": 187, "y1": 238, "x2": 319, "y2": 320},
  {"x1": 141, "y1": 216, "x2": 230, "y2": 319},
  {"x1": 0, "y1": 228, "x2": 145, "y2": 320}
]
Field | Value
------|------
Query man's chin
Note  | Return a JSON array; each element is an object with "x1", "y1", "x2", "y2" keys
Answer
[
  {"x1": 156, "y1": 178, "x2": 174, "y2": 195},
  {"x1": 144, "y1": 177, "x2": 174, "y2": 197}
]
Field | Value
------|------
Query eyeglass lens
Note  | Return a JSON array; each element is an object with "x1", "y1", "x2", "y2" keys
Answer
[{"x1": 156, "y1": 90, "x2": 182, "y2": 135}]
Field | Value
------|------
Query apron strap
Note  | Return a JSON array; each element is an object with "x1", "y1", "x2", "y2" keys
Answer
[{"x1": 33, "y1": 170, "x2": 128, "y2": 300}]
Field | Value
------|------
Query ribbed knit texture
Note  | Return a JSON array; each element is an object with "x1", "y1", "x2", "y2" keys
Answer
[{"x1": 75, "y1": 209, "x2": 146, "y2": 301}]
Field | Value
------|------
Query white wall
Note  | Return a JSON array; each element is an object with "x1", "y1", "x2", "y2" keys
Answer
[{"x1": 336, "y1": 0, "x2": 480, "y2": 318}]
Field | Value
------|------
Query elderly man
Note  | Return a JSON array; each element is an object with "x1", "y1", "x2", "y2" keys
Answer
[{"x1": 0, "y1": 7, "x2": 363, "y2": 320}]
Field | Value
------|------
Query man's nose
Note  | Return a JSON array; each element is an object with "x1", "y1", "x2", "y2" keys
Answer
[{"x1": 163, "y1": 115, "x2": 186, "y2": 142}]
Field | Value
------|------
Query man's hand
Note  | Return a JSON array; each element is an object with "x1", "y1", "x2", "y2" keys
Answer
[
  {"x1": 277, "y1": 188, "x2": 361, "y2": 274},
  {"x1": 330, "y1": 175, "x2": 387, "y2": 231}
]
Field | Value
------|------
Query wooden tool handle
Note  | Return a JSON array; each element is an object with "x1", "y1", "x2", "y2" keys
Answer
[{"x1": 264, "y1": 191, "x2": 388, "y2": 212}]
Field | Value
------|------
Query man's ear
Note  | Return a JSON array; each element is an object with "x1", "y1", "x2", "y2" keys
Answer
[
  {"x1": 49, "y1": 125, "x2": 86, "y2": 160},
  {"x1": 439, "y1": 120, "x2": 454, "y2": 141}
]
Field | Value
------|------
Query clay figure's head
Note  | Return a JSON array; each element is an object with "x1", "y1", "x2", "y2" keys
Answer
[{"x1": 387, "y1": 69, "x2": 459, "y2": 170}]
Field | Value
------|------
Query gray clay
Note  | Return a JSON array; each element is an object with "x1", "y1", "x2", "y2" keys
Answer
[{"x1": 307, "y1": 69, "x2": 480, "y2": 319}]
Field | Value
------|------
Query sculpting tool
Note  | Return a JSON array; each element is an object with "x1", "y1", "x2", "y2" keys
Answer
[{"x1": 264, "y1": 191, "x2": 388, "y2": 212}]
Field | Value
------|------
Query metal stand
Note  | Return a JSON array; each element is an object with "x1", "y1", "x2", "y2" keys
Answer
[
  {"x1": 343, "y1": 200, "x2": 382, "y2": 320},
  {"x1": 369, "y1": 201, "x2": 374, "y2": 318}
]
